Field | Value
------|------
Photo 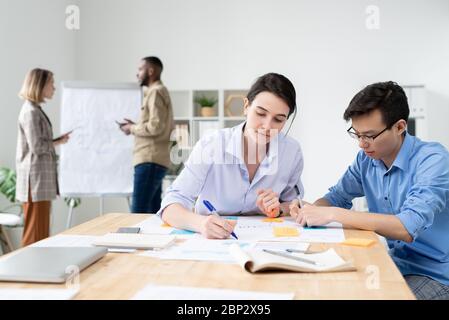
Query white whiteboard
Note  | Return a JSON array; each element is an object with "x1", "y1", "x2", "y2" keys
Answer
[{"x1": 59, "y1": 82, "x2": 142, "y2": 196}]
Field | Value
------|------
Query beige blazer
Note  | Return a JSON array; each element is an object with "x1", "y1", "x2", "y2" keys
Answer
[{"x1": 15, "y1": 100, "x2": 58, "y2": 202}]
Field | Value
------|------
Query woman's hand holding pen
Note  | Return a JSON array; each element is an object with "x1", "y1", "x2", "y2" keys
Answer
[
  {"x1": 256, "y1": 189, "x2": 280, "y2": 218},
  {"x1": 199, "y1": 215, "x2": 237, "y2": 239}
]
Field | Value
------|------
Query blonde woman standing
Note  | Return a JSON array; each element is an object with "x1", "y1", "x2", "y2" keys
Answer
[{"x1": 16, "y1": 68, "x2": 70, "y2": 246}]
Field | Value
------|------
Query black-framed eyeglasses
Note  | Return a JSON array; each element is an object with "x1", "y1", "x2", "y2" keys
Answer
[{"x1": 347, "y1": 126, "x2": 390, "y2": 143}]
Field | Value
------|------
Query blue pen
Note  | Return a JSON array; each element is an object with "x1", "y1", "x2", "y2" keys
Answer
[{"x1": 203, "y1": 200, "x2": 238, "y2": 240}]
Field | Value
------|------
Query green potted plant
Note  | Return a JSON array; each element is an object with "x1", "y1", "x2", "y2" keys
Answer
[
  {"x1": 0, "y1": 166, "x2": 81, "y2": 214},
  {"x1": 194, "y1": 95, "x2": 218, "y2": 117},
  {"x1": 0, "y1": 167, "x2": 20, "y2": 213}
]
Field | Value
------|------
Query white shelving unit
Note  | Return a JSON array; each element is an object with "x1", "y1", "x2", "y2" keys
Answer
[
  {"x1": 170, "y1": 89, "x2": 248, "y2": 144},
  {"x1": 403, "y1": 85, "x2": 427, "y2": 140}
]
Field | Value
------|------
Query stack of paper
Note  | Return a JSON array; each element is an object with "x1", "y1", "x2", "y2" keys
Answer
[
  {"x1": 133, "y1": 215, "x2": 200, "y2": 239},
  {"x1": 140, "y1": 239, "x2": 247, "y2": 262},
  {"x1": 140, "y1": 239, "x2": 310, "y2": 263},
  {"x1": 93, "y1": 233, "x2": 176, "y2": 250},
  {"x1": 234, "y1": 216, "x2": 345, "y2": 243}
]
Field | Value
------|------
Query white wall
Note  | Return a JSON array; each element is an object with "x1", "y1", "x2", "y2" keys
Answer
[
  {"x1": 74, "y1": 0, "x2": 449, "y2": 198},
  {"x1": 1, "y1": 0, "x2": 449, "y2": 246},
  {"x1": 0, "y1": 0, "x2": 79, "y2": 247}
]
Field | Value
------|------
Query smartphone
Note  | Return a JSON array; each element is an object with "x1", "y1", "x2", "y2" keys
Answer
[{"x1": 116, "y1": 227, "x2": 141, "y2": 234}]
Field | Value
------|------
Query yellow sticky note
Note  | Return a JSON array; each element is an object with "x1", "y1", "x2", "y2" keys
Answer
[
  {"x1": 273, "y1": 227, "x2": 299, "y2": 237},
  {"x1": 263, "y1": 218, "x2": 284, "y2": 223},
  {"x1": 342, "y1": 238, "x2": 376, "y2": 247},
  {"x1": 161, "y1": 222, "x2": 171, "y2": 228}
]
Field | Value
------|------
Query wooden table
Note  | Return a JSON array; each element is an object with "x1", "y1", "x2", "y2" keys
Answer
[{"x1": 0, "y1": 213, "x2": 415, "y2": 299}]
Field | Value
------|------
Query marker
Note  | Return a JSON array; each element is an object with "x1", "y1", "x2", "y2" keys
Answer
[
  {"x1": 202, "y1": 200, "x2": 238, "y2": 240},
  {"x1": 269, "y1": 208, "x2": 280, "y2": 218}
]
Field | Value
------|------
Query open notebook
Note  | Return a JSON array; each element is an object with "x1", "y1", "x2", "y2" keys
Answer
[
  {"x1": 229, "y1": 244, "x2": 356, "y2": 273},
  {"x1": 93, "y1": 233, "x2": 175, "y2": 250}
]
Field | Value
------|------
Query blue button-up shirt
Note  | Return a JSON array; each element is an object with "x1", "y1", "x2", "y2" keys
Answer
[
  {"x1": 324, "y1": 133, "x2": 449, "y2": 285},
  {"x1": 158, "y1": 122, "x2": 304, "y2": 217}
]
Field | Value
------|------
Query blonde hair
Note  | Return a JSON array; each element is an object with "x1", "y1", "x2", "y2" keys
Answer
[{"x1": 19, "y1": 68, "x2": 53, "y2": 104}]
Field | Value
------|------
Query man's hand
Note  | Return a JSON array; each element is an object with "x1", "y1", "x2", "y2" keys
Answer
[
  {"x1": 289, "y1": 199, "x2": 314, "y2": 219},
  {"x1": 293, "y1": 204, "x2": 340, "y2": 227},
  {"x1": 120, "y1": 123, "x2": 133, "y2": 135}
]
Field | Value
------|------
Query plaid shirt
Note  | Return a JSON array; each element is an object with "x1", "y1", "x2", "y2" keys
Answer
[{"x1": 15, "y1": 100, "x2": 58, "y2": 202}]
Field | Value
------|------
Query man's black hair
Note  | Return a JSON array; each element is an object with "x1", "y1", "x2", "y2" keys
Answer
[
  {"x1": 344, "y1": 81, "x2": 409, "y2": 127},
  {"x1": 142, "y1": 56, "x2": 163, "y2": 71}
]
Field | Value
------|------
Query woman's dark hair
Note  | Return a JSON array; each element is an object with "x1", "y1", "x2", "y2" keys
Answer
[
  {"x1": 344, "y1": 81, "x2": 409, "y2": 128},
  {"x1": 247, "y1": 73, "x2": 297, "y2": 118}
]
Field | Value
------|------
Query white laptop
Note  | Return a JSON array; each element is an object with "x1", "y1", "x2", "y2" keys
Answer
[
  {"x1": 0, "y1": 247, "x2": 107, "y2": 283},
  {"x1": 93, "y1": 233, "x2": 176, "y2": 250}
]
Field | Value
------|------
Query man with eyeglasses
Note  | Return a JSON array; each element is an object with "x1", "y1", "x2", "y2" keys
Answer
[{"x1": 290, "y1": 81, "x2": 449, "y2": 300}]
